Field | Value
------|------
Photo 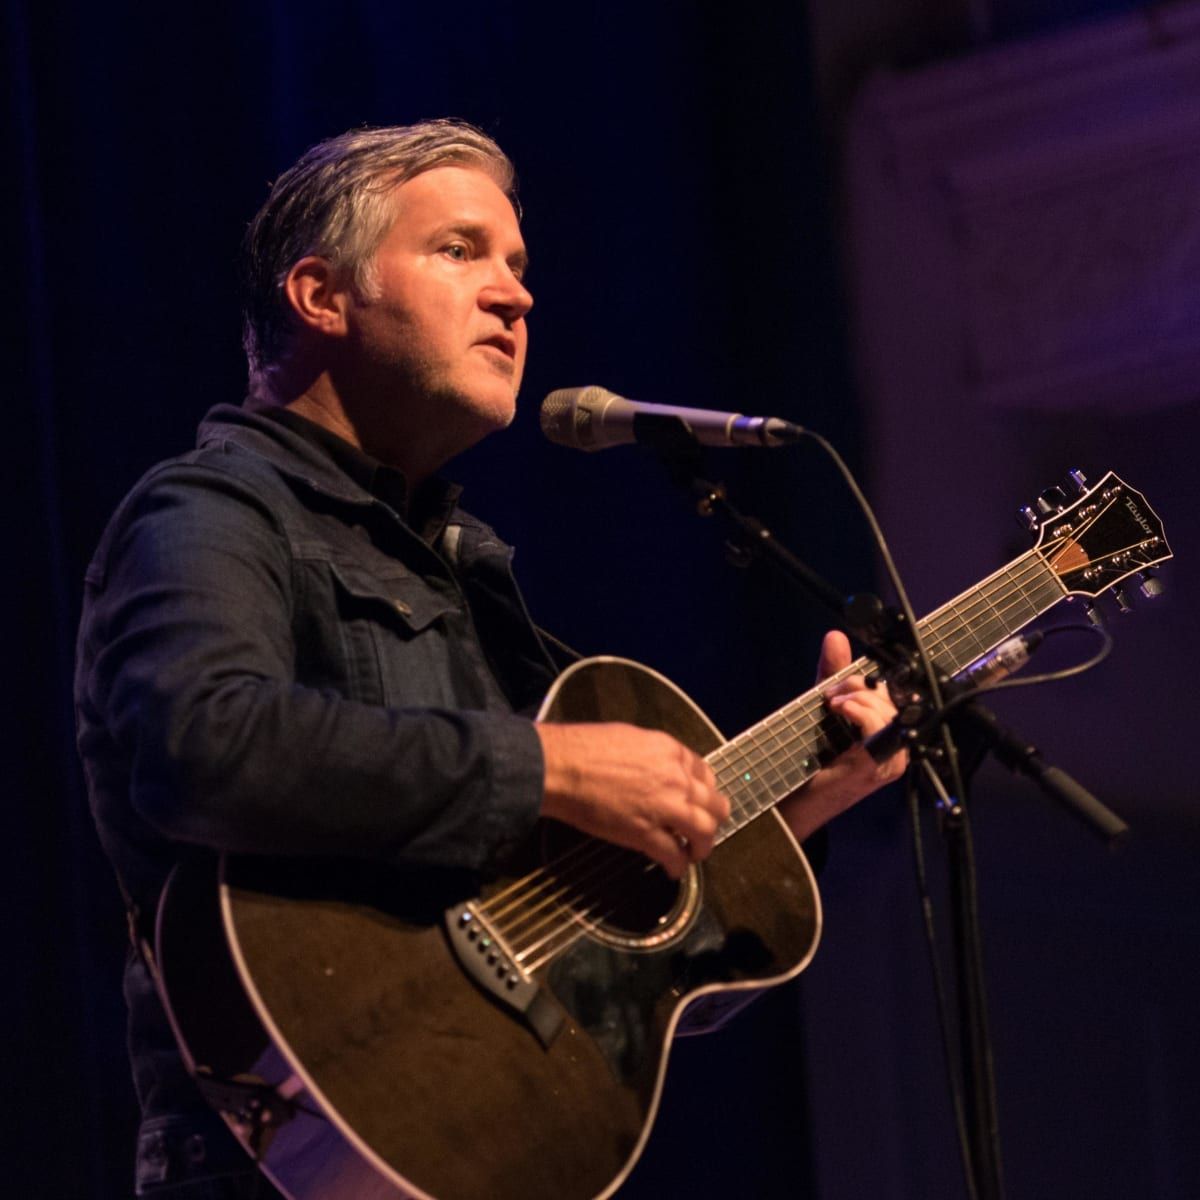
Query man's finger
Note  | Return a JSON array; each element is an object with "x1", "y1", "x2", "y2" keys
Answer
[
  {"x1": 645, "y1": 829, "x2": 690, "y2": 879},
  {"x1": 817, "y1": 629, "x2": 853, "y2": 682},
  {"x1": 832, "y1": 693, "x2": 893, "y2": 737}
]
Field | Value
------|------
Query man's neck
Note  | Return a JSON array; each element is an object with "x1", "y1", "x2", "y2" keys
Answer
[{"x1": 247, "y1": 368, "x2": 441, "y2": 488}]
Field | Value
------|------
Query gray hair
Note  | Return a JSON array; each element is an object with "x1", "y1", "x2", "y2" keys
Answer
[{"x1": 241, "y1": 120, "x2": 517, "y2": 382}]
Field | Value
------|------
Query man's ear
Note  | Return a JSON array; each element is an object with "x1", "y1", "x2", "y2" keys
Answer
[{"x1": 283, "y1": 256, "x2": 350, "y2": 337}]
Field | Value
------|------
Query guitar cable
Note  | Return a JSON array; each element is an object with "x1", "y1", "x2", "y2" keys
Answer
[{"x1": 932, "y1": 622, "x2": 1113, "y2": 720}]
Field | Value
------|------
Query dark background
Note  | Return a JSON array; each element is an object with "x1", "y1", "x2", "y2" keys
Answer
[{"x1": 5, "y1": 1, "x2": 1197, "y2": 1197}]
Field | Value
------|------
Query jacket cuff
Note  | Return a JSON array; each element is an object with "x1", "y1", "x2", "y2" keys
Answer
[{"x1": 473, "y1": 712, "x2": 545, "y2": 867}]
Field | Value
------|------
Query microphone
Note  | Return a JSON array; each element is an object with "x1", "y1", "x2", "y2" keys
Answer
[{"x1": 541, "y1": 386, "x2": 805, "y2": 451}]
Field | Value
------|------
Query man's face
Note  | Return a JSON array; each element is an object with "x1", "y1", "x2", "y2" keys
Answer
[{"x1": 343, "y1": 165, "x2": 532, "y2": 453}]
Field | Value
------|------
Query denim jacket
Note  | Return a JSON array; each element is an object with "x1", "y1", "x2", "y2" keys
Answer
[{"x1": 74, "y1": 405, "x2": 566, "y2": 1187}]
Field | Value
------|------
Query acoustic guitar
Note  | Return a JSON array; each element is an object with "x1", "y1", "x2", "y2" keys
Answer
[{"x1": 154, "y1": 470, "x2": 1170, "y2": 1200}]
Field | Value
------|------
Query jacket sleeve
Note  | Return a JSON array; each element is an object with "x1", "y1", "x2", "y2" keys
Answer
[{"x1": 77, "y1": 463, "x2": 544, "y2": 873}]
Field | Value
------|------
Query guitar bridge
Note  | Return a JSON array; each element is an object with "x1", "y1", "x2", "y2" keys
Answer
[{"x1": 444, "y1": 903, "x2": 564, "y2": 1049}]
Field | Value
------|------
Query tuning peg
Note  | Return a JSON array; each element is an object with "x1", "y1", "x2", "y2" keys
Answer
[
  {"x1": 1070, "y1": 596, "x2": 1106, "y2": 626},
  {"x1": 1110, "y1": 586, "x2": 1133, "y2": 614},
  {"x1": 1037, "y1": 486, "x2": 1068, "y2": 515},
  {"x1": 1066, "y1": 468, "x2": 1088, "y2": 494},
  {"x1": 1017, "y1": 504, "x2": 1040, "y2": 532},
  {"x1": 1137, "y1": 569, "x2": 1163, "y2": 599}
]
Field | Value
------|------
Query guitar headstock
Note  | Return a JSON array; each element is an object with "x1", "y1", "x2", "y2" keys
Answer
[{"x1": 1029, "y1": 471, "x2": 1172, "y2": 600}]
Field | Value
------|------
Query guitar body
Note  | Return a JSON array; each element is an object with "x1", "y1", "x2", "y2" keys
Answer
[{"x1": 157, "y1": 657, "x2": 822, "y2": 1200}]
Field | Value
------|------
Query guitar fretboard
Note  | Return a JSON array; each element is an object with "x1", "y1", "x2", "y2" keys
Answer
[{"x1": 709, "y1": 548, "x2": 1067, "y2": 841}]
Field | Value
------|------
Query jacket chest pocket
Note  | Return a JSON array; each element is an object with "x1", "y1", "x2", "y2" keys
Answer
[{"x1": 301, "y1": 560, "x2": 462, "y2": 709}]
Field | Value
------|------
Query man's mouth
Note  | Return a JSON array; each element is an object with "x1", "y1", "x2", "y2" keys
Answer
[{"x1": 476, "y1": 333, "x2": 516, "y2": 359}]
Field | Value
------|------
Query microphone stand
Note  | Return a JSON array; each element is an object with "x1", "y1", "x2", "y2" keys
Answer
[
  {"x1": 907, "y1": 699, "x2": 1126, "y2": 1200},
  {"x1": 636, "y1": 416, "x2": 999, "y2": 1195},
  {"x1": 635, "y1": 413, "x2": 1116, "y2": 1200},
  {"x1": 632, "y1": 412, "x2": 912, "y2": 660}
]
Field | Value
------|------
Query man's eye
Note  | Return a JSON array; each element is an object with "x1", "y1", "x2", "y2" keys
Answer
[{"x1": 444, "y1": 243, "x2": 469, "y2": 261}]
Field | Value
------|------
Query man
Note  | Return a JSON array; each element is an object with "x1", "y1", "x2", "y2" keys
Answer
[{"x1": 75, "y1": 120, "x2": 904, "y2": 1198}]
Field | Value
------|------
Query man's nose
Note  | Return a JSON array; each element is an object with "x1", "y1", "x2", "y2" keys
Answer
[{"x1": 481, "y1": 263, "x2": 533, "y2": 323}]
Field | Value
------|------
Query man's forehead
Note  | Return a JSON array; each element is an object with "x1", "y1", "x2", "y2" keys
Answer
[{"x1": 388, "y1": 164, "x2": 519, "y2": 227}]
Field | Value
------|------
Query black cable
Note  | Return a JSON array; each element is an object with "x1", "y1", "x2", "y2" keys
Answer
[
  {"x1": 941, "y1": 769, "x2": 1004, "y2": 1200},
  {"x1": 908, "y1": 766, "x2": 980, "y2": 1200}
]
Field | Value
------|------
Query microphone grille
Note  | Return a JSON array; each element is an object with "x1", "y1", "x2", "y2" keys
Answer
[
  {"x1": 541, "y1": 386, "x2": 613, "y2": 449},
  {"x1": 540, "y1": 388, "x2": 577, "y2": 441}
]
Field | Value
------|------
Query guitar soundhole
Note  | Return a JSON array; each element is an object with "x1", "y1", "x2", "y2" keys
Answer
[{"x1": 540, "y1": 826, "x2": 701, "y2": 950}]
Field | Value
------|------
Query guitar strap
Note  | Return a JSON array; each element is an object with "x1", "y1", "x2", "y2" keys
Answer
[
  {"x1": 106, "y1": 860, "x2": 156, "y2": 968},
  {"x1": 109, "y1": 851, "x2": 211, "y2": 1003}
]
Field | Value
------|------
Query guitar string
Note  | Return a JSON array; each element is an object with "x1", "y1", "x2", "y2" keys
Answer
[
  {"x1": 491, "y1": 659, "x2": 867, "y2": 946},
  {"x1": 482, "y1": 548, "x2": 1071, "y2": 951},
  {"x1": 508, "y1": 684, "x2": 877, "y2": 961},
  {"x1": 513, "y1": 533, "x2": 1156, "y2": 968},
  {"x1": 518, "y1": 680, "x2": 917, "y2": 969},
  {"x1": 503, "y1": 581, "x2": 1066, "y2": 964},
  {"x1": 495, "y1": 705, "x2": 845, "y2": 951},
  {"x1": 513, "y1": 621, "x2": 1085, "y2": 966},
  {"x1": 492, "y1": 542, "x2": 1115, "y2": 953},
  {"x1": 516, "y1": 672, "x2": 1024, "y2": 965},
  {"x1": 488, "y1": 552, "x2": 1064, "y2": 949},
  {"x1": 479, "y1": 630, "x2": 905, "y2": 922},
  {"x1": 482, "y1": 544, "x2": 1060, "y2": 925}
]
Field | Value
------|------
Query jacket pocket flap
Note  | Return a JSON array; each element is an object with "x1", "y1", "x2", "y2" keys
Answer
[{"x1": 327, "y1": 561, "x2": 454, "y2": 633}]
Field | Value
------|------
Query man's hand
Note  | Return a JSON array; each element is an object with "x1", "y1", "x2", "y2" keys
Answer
[
  {"x1": 536, "y1": 722, "x2": 731, "y2": 879},
  {"x1": 778, "y1": 630, "x2": 908, "y2": 843}
]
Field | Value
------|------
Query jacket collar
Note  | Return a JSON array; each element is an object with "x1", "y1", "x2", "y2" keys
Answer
[{"x1": 195, "y1": 403, "x2": 465, "y2": 522}]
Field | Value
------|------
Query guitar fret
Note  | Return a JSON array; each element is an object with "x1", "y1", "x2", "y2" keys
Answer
[
  {"x1": 1005, "y1": 561, "x2": 1044, "y2": 622},
  {"x1": 715, "y1": 698, "x2": 826, "y2": 840},
  {"x1": 977, "y1": 576, "x2": 1013, "y2": 642},
  {"x1": 747, "y1": 721, "x2": 800, "y2": 801}
]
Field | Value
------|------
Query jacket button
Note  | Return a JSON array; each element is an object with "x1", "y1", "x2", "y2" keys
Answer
[{"x1": 394, "y1": 600, "x2": 413, "y2": 617}]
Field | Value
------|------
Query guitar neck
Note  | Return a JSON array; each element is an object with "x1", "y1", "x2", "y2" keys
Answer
[{"x1": 709, "y1": 548, "x2": 1067, "y2": 843}]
